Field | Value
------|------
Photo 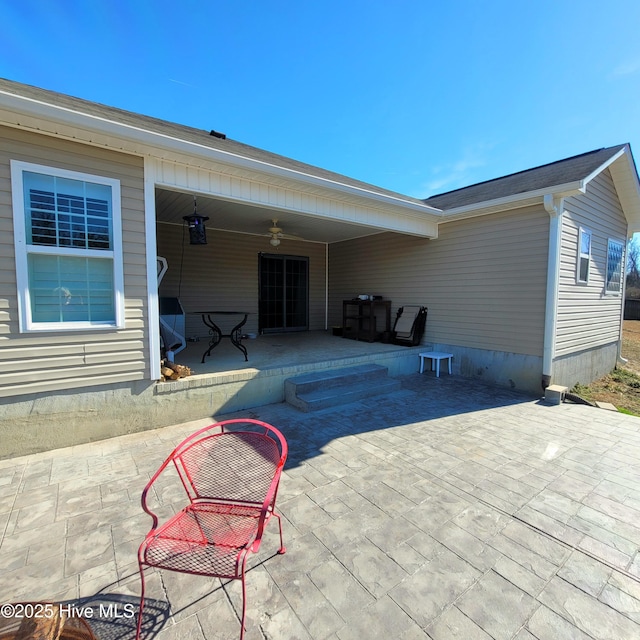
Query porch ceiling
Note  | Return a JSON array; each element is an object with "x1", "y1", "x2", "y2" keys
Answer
[{"x1": 156, "y1": 188, "x2": 424, "y2": 244}]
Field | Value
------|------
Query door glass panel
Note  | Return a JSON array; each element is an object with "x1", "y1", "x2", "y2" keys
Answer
[
  {"x1": 259, "y1": 256, "x2": 284, "y2": 330},
  {"x1": 259, "y1": 254, "x2": 308, "y2": 332},
  {"x1": 286, "y1": 258, "x2": 307, "y2": 328}
]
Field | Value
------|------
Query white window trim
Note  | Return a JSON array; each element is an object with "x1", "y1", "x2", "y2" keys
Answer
[
  {"x1": 11, "y1": 160, "x2": 125, "y2": 332},
  {"x1": 605, "y1": 237, "x2": 625, "y2": 296},
  {"x1": 576, "y1": 226, "x2": 591, "y2": 284}
]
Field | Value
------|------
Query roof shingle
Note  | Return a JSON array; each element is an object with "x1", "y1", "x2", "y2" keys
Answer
[
  {"x1": 424, "y1": 145, "x2": 627, "y2": 210},
  {"x1": 0, "y1": 77, "x2": 428, "y2": 206}
]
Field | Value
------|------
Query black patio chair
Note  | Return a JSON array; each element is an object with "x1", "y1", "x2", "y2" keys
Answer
[{"x1": 391, "y1": 305, "x2": 427, "y2": 346}]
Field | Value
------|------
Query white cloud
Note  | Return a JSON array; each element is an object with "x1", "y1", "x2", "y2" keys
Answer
[
  {"x1": 613, "y1": 59, "x2": 640, "y2": 76},
  {"x1": 168, "y1": 78, "x2": 198, "y2": 88},
  {"x1": 418, "y1": 148, "x2": 490, "y2": 197}
]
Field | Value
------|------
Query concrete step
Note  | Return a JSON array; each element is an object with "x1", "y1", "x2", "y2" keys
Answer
[
  {"x1": 285, "y1": 364, "x2": 401, "y2": 412},
  {"x1": 284, "y1": 363, "x2": 392, "y2": 395}
]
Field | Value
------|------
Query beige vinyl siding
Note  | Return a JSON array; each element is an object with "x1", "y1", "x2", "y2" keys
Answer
[
  {"x1": 330, "y1": 205, "x2": 549, "y2": 355},
  {"x1": 156, "y1": 223, "x2": 326, "y2": 337},
  {"x1": 556, "y1": 170, "x2": 627, "y2": 357},
  {"x1": 0, "y1": 126, "x2": 147, "y2": 397}
]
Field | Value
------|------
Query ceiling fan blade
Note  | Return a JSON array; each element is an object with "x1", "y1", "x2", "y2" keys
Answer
[{"x1": 264, "y1": 218, "x2": 305, "y2": 241}]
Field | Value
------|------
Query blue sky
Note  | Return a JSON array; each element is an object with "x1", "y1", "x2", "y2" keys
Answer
[{"x1": 2, "y1": 0, "x2": 640, "y2": 199}]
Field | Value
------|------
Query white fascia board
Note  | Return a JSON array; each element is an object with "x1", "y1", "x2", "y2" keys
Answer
[
  {"x1": 607, "y1": 149, "x2": 640, "y2": 236},
  {"x1": 580, "y1": 146, "x2": 628, "y2": 187},
  {"x1": 0, "y1": 90, "x2": 443, "y2": 221},
  {"x1": 438, "y1": 182, "x2": 585, "y2": 221}
]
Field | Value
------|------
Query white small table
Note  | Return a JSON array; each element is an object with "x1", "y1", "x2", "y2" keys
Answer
[{"x1": 419, "y1": 352, "x2": 453, "y2": 377}]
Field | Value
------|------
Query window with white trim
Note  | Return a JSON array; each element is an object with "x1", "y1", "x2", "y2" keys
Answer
[
  {"x1": 577, "y1": 227, "x2": 591, "y2": 284},
  {"x1": 606, "y1": 238, "x2": 625, "y2": 294},
  {"x1": 11, "y1": 161, "x2": 124, "y2": 331}
]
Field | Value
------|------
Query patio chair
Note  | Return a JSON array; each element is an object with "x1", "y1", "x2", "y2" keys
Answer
[
  {"x1": 391, "y1": 305, "x2": 427, "y2": 346},
  {"x1": 135, "y1": 419, "x2": 288, "y2": 640}
]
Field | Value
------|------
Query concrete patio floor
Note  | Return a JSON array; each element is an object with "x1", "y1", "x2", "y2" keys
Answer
[
  {"x1": 1, "y1": 373, "x2": 640, "y2": 639},
  {"x1": 169, "y1": 329, "x2": 422, "y2": 375}
]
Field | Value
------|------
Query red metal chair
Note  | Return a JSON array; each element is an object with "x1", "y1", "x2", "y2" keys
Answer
[{"x1": 135, "y1": 419, "x2": 288, "y2": 640}]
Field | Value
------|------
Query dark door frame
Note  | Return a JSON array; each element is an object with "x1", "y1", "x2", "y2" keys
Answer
[{"x1": 258, "y1": 253, "x2": 309, "y2": 334}]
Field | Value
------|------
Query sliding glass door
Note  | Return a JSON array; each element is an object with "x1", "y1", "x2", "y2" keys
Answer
[{"x1": 258, "y1": 253, "x2": 309, "y2": 333}]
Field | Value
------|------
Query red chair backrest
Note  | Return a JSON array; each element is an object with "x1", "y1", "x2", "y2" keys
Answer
[{"x1": 170, "y1": 420, "x2": 287, "y2": 505}]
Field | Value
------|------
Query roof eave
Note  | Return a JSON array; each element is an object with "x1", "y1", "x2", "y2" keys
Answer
[
  {"x1": 0, "y1": 89, "x2": 443, "y2": 221},
  {"x1": 438, "y1": 182, "x2": 585, "y2": 221},
  {"x1": 439, "y1": 145, "x2": 640, "y2": 234},
  {"x1": 606, "y1": 147, "x2": 640, "y2": 236},
  {"x1": 581, "y1": 145, "x2": 628, "y2": 185}
]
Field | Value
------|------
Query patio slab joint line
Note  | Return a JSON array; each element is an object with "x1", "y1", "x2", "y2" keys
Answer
[{"x1": 434, "y1": 468, "x2": 640, "y2": 588}]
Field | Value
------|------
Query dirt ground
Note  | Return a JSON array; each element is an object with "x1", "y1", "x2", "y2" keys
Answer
[
  {"x1": 620, "y1": 320, "x2": 640, "y2": 376},
  {"x1": 574, "y1": 320, "x2": 640, "y2": 415}
]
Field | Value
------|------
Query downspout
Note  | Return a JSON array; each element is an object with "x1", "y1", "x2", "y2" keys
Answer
[{"x1": 542, "y1": 194, "x2": 564, "y2": 389}]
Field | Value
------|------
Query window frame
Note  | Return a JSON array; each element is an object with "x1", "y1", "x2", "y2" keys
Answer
[
  {"x1": 576, "y1": 227, "x2": 592, "y2": 284},
  {"x1": 605, "y1": 237, "x2": 625, "y2": 296},
  {"x1": 11, "y1": 160, "x2": 125, "y2": 332}
]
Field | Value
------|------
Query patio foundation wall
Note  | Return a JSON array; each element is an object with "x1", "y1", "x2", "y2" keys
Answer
[
  {"x1": 0, "y1": 348, "x2": 423, "y2": 459},
  {"x1": 432, "y1": 343, "x2": 544, "y2": 395}
]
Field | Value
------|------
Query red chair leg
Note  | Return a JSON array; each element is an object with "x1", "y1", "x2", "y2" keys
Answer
[
  {"x1": 239, "y1": 575, "x2": 247, "y2": 640},
  {"x1": 273, "y1": 511, "x2": 286, "y2": 554},
  {"x1": 239, "y1": 554, "x2": 250, "y2": 640},
  {"x1": 135, "y1": 561, "x2": 146, "y2": 640}
]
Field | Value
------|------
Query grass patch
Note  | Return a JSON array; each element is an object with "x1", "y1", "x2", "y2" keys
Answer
[
  {"x1": 570, "y1": 320, "x2": 640, "y2": 416},
  {"x1": 610, "y1": 368, "x2": 640, "y2": 388},
  {"x1": 568, "y1": 383, "x2": 592, "y2": 402}
]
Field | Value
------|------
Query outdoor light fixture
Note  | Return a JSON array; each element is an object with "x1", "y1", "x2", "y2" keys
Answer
[
  {"x1": 268, "y1": 219, "x2": 283, "y2": 247},
  {"x1": 183, "y1": 198, "x2": 209, "y2": 245}
]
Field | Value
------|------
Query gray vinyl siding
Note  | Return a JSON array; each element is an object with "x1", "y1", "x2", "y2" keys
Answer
[
  {"x1": 0, "y1": 126, "x2": 147, "y2": 397},
  {"x1": 556, "y1": 169, "x2": 627, "y2": 357},
  {"x1": 156, "y1": 223, "x2": 327, "y2": 337},
  {"x1": 329, "y1": 205, "x2": 549, "y2": 355}
]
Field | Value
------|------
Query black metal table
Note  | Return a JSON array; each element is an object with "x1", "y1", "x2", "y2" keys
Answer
[{"x1": 191, "y1": 311, "x2": 250, "y2": 363}]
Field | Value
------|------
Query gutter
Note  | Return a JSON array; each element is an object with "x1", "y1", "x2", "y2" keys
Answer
[
  {"x1": 0, "y1": 90, "x2": 442, "y2": 220},
  {"x1": 439, "y1": 183, "x2": 586, "y2": 222}
]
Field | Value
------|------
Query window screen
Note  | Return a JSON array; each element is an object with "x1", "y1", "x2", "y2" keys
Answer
[
  {"x1": 24, "y1": 172, "x2": 112, "y2": 250},
  {"x1": 606, "y1": 239, "x2": 624, "y2": 294}
]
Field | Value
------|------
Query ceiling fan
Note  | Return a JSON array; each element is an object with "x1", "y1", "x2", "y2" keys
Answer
[{"x1": 267, "y1": 219, "x2": 299, "y2": 246}]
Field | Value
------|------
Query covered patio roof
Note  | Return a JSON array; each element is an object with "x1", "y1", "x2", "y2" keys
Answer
[
  {"x1": 155, "y1": 187, "x2": 409, "y2": 245},
  {"x1": 0, "y1": 77, "x2": 442, "y2": 243}
]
